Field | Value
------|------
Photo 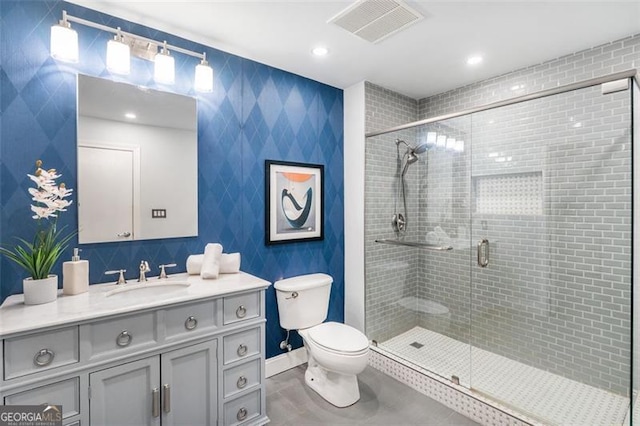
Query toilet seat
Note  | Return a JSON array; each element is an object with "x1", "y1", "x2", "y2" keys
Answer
[{"x1": 306, "y1": 322, "x2": 369, "y2": 355}]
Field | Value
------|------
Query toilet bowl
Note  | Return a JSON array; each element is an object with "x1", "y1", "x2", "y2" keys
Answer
[
  {"x1": 274, "y1": 274, "x2": 370, "y2": 407},
  {"x1": 299, "y1": 322, "x2": 369, "y2": 407}
]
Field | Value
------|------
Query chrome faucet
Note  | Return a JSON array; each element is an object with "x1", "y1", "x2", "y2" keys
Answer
[{"x1": 138, "y1": 261, "x2": 150, "y2": 282}]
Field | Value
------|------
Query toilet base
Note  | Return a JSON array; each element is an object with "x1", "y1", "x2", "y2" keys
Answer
[{"x1": 305, "y1": 358, "x2": 360, "y2": 407}]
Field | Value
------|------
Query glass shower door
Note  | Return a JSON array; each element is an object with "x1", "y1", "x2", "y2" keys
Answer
[{"x1": 469, "y1": 83, "x2": 633, "y2": 425}]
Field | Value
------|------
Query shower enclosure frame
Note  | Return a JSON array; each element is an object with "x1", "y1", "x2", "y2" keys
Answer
[{"x1": 364, "y1": 68, "x2": 639, "y2": 424}]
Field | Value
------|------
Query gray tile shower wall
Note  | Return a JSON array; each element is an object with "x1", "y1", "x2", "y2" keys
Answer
[
  {"x1": 413, "y1": 35, "x2": 638, "y2": 395},
  {"x1": 364, "y1": 33, "x2": 638, "y2": 396},
  {"x1": 364, "y1": 83, "x2": 420, "y2": 342}
]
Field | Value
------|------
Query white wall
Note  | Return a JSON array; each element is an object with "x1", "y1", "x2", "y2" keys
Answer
[
  {"x1": 343, "y1": 81, "x2": 366, "y2": 332},
  {"x1": 78, "y1": 116, "x2": 198, "y2": 240}
]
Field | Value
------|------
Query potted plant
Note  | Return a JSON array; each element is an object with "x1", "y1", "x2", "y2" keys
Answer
[{"x1": 0, "y1": 160, "x2": 75, "y2": 304}]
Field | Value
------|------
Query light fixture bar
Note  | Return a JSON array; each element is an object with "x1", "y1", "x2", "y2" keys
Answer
[{"x1": 64, "y1": 12, "x2": 206, "y2": 61}]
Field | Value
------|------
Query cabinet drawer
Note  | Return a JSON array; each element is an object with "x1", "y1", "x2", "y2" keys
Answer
[
  {"x1": 223, "y1": 358, "x2": 261, "y2": 398},
  {"x1": 4, "y1": 326, "x2": 79, "y2": 380},
  {"x1": 165, "y1": 299, "x2": 217, "y2": 340},
  {"x1": 223, "y1": 292, "x2": 260, "y2": 325},
  {"x1": 223, "y1": 327, "x2": 261, "y2": 365},
  {"x1": 223, "y1": 389, "x2": 261, "y2": 426},
  {"x1": 84, "y1": 312, "x2": 158, "y2": 361},
  {"x1": 4, "y1": 377, "x2": 80, "y2": 419}
]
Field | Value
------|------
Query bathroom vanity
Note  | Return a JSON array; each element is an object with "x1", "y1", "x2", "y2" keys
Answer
[{"x1": 0, "y1": 272, "x2": 270, "y2": 426}]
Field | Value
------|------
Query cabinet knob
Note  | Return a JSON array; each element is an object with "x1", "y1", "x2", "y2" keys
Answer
[
  {"x1": 184, "y1": 316, "x2": 198, "y2": 330},
  {"x1": 237, "y1": 407, "x2": 248, "y2": 422},
  {"x1": 237, "y1": 344, "x2": 248, "y2": 357},
  {"x1": 236, "y1": 305, "x2": 247, "y2": 318},
  {"x1": 33, "y1": 349, "x2": 55, "y2": 367},
  {"x1": 236, "y1": 375, "x2": 247, "y2": 389},
  {"x1": 116, "y1": 330, "x2": 133, "y2": 347}
]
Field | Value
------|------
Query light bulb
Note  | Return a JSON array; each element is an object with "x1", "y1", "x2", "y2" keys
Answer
[{"x1": 426, "y1": 132, "x2": 437, "y2": 147}]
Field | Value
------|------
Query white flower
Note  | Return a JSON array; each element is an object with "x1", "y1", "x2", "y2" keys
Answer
[{"x1": 27, "y1": 162, "x2": 74, "y2": 221}]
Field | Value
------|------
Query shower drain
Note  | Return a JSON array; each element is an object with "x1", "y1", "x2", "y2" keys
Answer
[{"x1": 409, "y1": 341, "x2": 424, "y2": 349}]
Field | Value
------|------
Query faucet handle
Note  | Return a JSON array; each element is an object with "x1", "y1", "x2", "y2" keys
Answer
[
  {"x1": 105, "y1": 269, "x2": 127, "y2": 285},
  {"x1": 158, "y1": 263, "x2": 177, "y2": 279}
]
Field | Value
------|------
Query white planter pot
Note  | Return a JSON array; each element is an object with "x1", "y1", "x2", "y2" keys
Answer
[{"x1": 23, "y1": 275, "x2": 58, "y2": 305}]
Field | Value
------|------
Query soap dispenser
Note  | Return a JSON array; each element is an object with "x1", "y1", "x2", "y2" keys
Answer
[{"x1": 63, "y1": 248, "x2": 89, "y2": 295}]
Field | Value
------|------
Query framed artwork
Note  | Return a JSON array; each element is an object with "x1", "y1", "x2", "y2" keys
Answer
[{"x1": 265, "y1": 160, "x2": 324, "y2": 245}]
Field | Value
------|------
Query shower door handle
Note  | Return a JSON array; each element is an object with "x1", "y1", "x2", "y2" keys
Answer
[{"x1": 477, "y1": 239, "x2": 489, "y2": 267}]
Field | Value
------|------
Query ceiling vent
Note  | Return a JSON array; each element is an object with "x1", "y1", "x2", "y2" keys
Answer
[{"x1": 328, "y1": 0, "x2": 423, "y2": 44}]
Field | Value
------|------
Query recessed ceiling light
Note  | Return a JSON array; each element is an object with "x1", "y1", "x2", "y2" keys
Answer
[
  {"x1": 312, "y1": 46, "x2": 329, "y2": 57},
  {"x1": 466, "y1": 55, "x2": 483, "y2": 66},
  {"x1": 125, "y1": 112, "x2": 137, "y2": 119}
]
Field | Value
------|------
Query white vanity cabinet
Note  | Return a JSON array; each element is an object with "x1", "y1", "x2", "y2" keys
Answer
[{"x1": 0, "y1": 273, "x2": 270, "y2": 426}]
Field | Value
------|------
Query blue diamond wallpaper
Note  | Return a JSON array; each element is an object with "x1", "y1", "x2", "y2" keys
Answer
[{"x1": 0, "y1": 0, "x2": 344, "y2": 359}]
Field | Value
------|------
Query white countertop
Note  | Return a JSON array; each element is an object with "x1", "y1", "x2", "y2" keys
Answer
[{"x1": 0, "y1": 272, "x2": 271, "y2": 337}]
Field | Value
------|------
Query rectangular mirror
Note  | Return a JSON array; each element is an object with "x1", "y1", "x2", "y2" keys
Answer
[{"x1": 77, "y1": 74, "x2": 198, "y2": 243}]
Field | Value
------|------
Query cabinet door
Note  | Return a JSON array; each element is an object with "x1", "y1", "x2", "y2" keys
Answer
[
  {"x1": 160, "y1": 340, "x2": 217, "y2": 426},
  {"x1": 90, "y1": 357, "x2": 160, "y2": 426}
]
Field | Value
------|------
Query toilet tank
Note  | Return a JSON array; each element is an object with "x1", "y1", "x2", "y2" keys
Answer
[{"x1": 274, "y1": 273, "x2": 332, "y2": 330}]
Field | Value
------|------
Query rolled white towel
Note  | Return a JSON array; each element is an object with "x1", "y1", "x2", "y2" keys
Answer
[
  {"x1": 220, "y1": 253, "x2": 241, "y2": 274},
  {"x1": 186, "y1": 254, "x2": 204, "y2": 275},
  {"x1": 201, "y1": 243, "x2": 223, "y2": 279}
]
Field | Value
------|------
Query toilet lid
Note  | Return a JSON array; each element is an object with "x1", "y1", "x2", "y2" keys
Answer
[{"x1": 308, "y1": 322, "x2": 369, "y2": 353}]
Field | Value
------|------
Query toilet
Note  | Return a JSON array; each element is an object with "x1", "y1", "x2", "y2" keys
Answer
[{"x1": 274, "y1": 273, "x2": 370, "y2": 407}]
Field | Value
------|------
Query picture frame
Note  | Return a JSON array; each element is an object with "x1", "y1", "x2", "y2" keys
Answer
[{"x1": 265, "y1": 160, "x2": 324, "y2": 245}]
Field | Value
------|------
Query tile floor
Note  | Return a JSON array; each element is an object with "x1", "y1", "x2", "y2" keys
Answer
[
  {"x1": 266, "y1": 365, "x2": 480, "y2": 426},
  {"x1": 381, "y1": 327, "x2": 630, "y2": 426}
]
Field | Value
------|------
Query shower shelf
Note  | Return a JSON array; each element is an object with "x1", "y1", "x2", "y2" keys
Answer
[{"x1": 375, "y1": 239, "x2": 453, "y2": 250}]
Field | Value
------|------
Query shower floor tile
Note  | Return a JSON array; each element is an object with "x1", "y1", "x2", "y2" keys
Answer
[{"x1": 380, "y1": 326, "x2": 629, "y2": 426}]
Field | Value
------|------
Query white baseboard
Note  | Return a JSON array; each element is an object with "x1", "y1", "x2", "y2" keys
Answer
[{"x1": 265, "y1": 347, "x2": 308, "y2": 378}]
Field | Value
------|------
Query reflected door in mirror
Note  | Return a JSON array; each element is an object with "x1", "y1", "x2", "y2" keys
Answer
[{"x1": 78, "y1": 146, "x2": 136, "y2": 243}]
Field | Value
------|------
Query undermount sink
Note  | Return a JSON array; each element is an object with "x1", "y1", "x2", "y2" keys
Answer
[{"x1": 105, "y1": 281, "x2": 191, "y2": 299}]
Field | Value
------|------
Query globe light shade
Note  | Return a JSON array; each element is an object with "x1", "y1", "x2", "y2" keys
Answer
[
  {"x1": 50, "y1": 23, "x2": 78, "y2": 63},
  {"x1": 194, "y1": 61, "x2": 214, "y2": 92},
  {"x1": 106, "y1": 37, "x2": 130, "y2": 75},
  {"x1": 154, "y1": 51, "x2": 175, "y2": 84}
]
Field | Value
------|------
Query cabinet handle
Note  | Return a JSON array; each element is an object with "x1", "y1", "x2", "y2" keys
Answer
[
  {"x1": 33, "y1": 349, "x2": 55, "y2": 367},
  {"x1": 152, "y1": 388, "x2": 160, "y2": 418},
  {"x1": 237, "y1": 375, "x2": 247, "y2": 389},
  {"x1": 163, "y1": 384, "x2": 171, "y2": 413},
  {"x1": 236, "y1": 305, "x2": 247, "y2": 318},
  {"x1": 237, "y1": 344, "x2": 248, "y2": 357},
  {"x1": 184, "y1": 316, "x2": 198, "y2": 330},
  {"x1": 237, "y1": 407, "x2": 248, "y2": 422},
  {"x1": 116, "y1": 330, "x2": 133, "y2": 347}
]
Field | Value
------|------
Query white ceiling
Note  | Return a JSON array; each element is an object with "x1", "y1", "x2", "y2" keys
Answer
[{"x1": 67, "y1": 1, "x2": 640, "y2": 99}]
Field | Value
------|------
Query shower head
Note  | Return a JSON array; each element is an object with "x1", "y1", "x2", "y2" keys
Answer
[{"x1": 413, "y1": 141, "x2": 429, "y2": 154}]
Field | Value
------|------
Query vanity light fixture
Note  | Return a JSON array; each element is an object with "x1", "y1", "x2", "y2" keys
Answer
[
  {"x1": 154, "y1": 41, "x2": 175, "y2": 84},
  {"x1": 436, "y1": 135, "x2": 447, "y2": 149},
  {"x1": 194, "y1": 53, "x2": 214, "y2": 93},
  {"x1": 106, "y1": 28, "x2": 131, "y2": 75},
  {"x1": 50, "y1": 11, "x2": 79, "y2": 63},
  {"x1": 50, "y1": 10, "x2": 214, "y2": 92}
]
